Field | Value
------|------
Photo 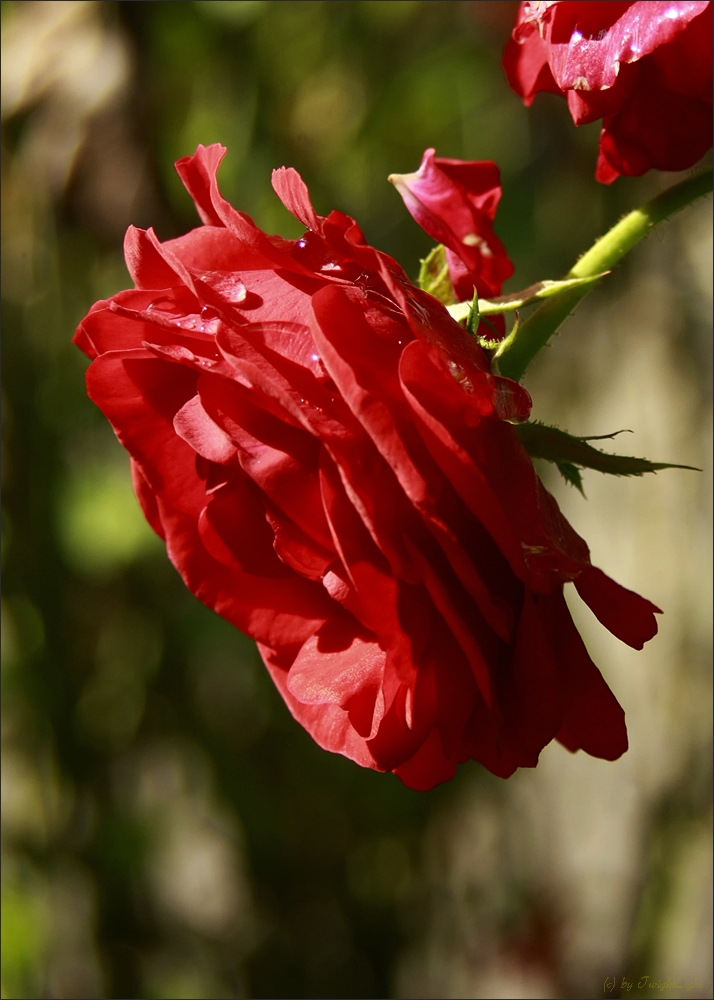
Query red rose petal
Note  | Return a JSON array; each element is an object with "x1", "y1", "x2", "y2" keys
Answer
[
  {"x1": 259, "y1": 641, "x2": 378, "y2": 769},
  {"x1": 544, "y1": 589, "x2": 628, "y2": 761},
  {"x1": 574, "y1": 565, "x2": 661, "y2": 650}
]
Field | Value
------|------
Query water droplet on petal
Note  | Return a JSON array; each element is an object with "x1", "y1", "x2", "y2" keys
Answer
[
  {"x1": 173, "y1": 346, "x2": 198, "y2": 362},
  {"x1": 198, "y1": 274, "x2": 247, "y2": 305},
  {"x1": 172, "y1": 315, "x2": 198, "y2": 330},
  {"x1": 147, "y1": 296, "x2": 184, "y2": 315},
  {"x1": 448, "y1": 360, "x2": 474, "y2": 394},
  {"x1": 198, "y1": 304, "x2": 220, "y2": 333}
]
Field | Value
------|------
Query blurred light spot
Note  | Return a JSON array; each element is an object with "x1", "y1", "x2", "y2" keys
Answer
[
  {"x1": 144, "y1": 957, "x2": 233, "y2": 1000},
  {"x1": 290, "y1": 67, "x2": 366, "y2": 154},
  {"x1": 652, "y1": 825, "x2": 713, "y2": 982},
  {"x1": 130, "y1": 743, "x2": 197, "y2": 810},
  {"x1": 57, "y1": 457, "x2": 162, "y2": 577},
  {"x1": 2, "y1": 750, "x2": 47, "y2": 842},
  {"x1": 357, "y1": 0, "x2": 422, "y2": 29},
  {"x1": 1, "y1": 742, "x2": 72, "y2": 848},
  {"x1": 1, "y1": 2, "x2": 126, "y2": 119},
  {"x1": 151, "y1": 812, "x2": 246, "y2": 935},
  {"x1": 112, "y1": 742, "x2": 257, "y2": 949},
  {"x1": 1, "y1": 0, "x2": 131, "y2": 194},
  {"x1": 0, "y1": 880, "x2": 47, "y2": 999},
  {"x1": 197, "y1": 0, "x2": 266, "y2": 26}
]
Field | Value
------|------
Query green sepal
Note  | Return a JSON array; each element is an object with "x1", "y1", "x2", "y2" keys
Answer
[
  {"x1": 516, "y1": 420, "x2": 699, "y2": 487},
  {"x1": 464, "y1": 290, "x2": 507, "y2": 348},
  {"x1": 446, "y1": 274, "x2": 607, "y2": 324},
  {"x1": 466, "y1": 288, "x2": 479, "y2": 335},
  {"x1": 418, "y1": 245, "x2": 456, "y2": 305}
]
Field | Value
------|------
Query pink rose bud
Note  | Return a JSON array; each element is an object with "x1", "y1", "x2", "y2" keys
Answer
[{"x1": 389, "y1": 147, "x2": 514, "y2": 302}]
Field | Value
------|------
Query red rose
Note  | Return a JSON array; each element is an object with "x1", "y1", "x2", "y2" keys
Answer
[
  {"x1": 503, "y1": 1, "x2": 713, "y2": 182},
  {"x1": 74, "y1": 144, "x2": 660, "y2": 790}
]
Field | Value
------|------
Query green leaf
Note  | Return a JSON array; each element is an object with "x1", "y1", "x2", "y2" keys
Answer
[
  {"x1": 418, "y1": 244, "x2": 456, "y2": 305},
  {"x1": 555, "y1": 461, "x2": 585, "y2": 496},
  {"x1": 446, "y1": 274, "x2": 607, "y2": 324},
  {"x1": 516, "y1": 421, "x2": 700, "y2": 483}
]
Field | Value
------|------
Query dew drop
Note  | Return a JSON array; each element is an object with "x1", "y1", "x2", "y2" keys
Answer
[
  {"x1": 172, "y1": 315, "x2": 198, "y2": 330},
  {"x1": 173, "y1": 346, "x2": 197, "y2": 362},
  {"x1": 448, "y1": 359, "x2": 474, "y2": 394},
  {"x1": 147, "y1": 295, "x2": 183, "y2": 315},
  {"x1": 198, "y1": 304, "x2": 220, "y2": 333}
]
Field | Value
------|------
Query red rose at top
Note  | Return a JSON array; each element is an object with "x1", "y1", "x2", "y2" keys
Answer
[{"x1": 504, "y1": 1, "x2": 713, "y2": 182}]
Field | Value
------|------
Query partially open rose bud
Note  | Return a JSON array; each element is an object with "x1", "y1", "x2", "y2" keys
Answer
[{"x1": 389, "y1": 147, "x2": 514, "y2": 304}]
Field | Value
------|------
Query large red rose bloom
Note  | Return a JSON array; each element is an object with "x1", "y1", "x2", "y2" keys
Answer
[
  {"x1": 74, "y1": 144, "x2": 660, "y2": 790},
  {"x1": 503, "y1": 1, "x2": 713, "y2": 183}
]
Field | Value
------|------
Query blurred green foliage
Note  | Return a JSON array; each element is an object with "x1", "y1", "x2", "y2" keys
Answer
[{"x1": 2, "y1": 2, "x2": 686, "y2": 998}]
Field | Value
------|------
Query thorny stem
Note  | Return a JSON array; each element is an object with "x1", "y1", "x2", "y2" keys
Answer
[{"x1": 495, "y1": 169, "x2": 713, "y2": 383}]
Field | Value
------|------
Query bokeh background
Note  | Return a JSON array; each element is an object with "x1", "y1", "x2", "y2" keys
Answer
[{"x1": 2, "y1": 2, "x2": 711, "y2": 998}]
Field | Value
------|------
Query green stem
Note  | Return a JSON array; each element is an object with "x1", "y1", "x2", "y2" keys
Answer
[{"x1": 496, "y1": 169, "x2": 713, "y2": 382}]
